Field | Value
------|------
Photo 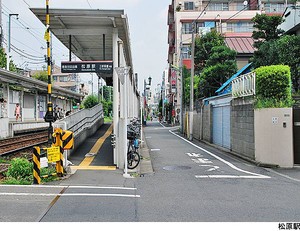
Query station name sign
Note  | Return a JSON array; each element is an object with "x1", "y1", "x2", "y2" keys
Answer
[{"x1": 61, "y1": 61, "x2": 113, "y2": 74}]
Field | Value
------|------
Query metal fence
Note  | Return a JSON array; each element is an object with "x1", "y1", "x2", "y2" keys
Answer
[{"x1": 232, "y1": 71, "x2": 256, "y2": 98}]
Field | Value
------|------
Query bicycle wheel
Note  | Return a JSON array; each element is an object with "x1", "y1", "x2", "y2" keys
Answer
[{"x1": 127, "y1": 151, "x2": 140, "y2": 169}]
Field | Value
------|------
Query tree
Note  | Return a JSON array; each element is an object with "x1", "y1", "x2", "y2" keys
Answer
[
  {"x1": 194, "y1": 30, "x2": 225, "y2": 74},
  {"x1": 0, "y1": 48, "x2": 17, "y2": 72},
  {"x1": 101, "y1": 85, "x2": 113, "y2": 102},
  {"x1": 251, "y1": 14, "x2": 284, "y2": 48},
  {"x1": 252, "y1": 35, "x2": 300, "y2": 92},
  {"x1": 31, "y1": 70, "x2": 48, "y2": 82},
  {"x1": 197, "y1": 46, "x2": 237, "y2": 97},
  {"x1": 83, "y1": 94, "x2": 98, "y2": 109}
]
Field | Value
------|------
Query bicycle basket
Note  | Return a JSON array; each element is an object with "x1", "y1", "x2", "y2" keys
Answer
[{"x1": 127, "y1": 130, "x2": 136, "y2": 140}]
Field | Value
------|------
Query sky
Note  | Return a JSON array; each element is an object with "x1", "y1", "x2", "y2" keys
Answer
[{"x1": 1, "y1": 0, "x2": 171, "y2": 93}]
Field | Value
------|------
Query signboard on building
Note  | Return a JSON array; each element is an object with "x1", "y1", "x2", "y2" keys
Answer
[
  {"x1": 61, "y1": 61, "x2": 113, "y2": 74},
  {"x1": 171, "y1": 70, "x2": 177, "y2": 93}
]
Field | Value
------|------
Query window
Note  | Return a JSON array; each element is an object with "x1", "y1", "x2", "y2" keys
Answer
[
  {"x1": 181, "y1": 45, "x2": 191, "y2": 59},
  {"x1": 59, "y1": 76, "x2": 68, "y2": 82},
  {"x1": 208, "y1": 3, "x2": 229, "y2": 11},
  {"x1": 182, "y1": 22, "x2": 193, "y2": 34},
  {"x1": 53, "y1": 76, "x2": 57, "y2": 82},
  {"x1": 9, "y1": 90, "x2": 20, "y2": 104},
  {"x1": 38, "y1": 95, "x2": 46, "y2": 112},
  {"x1": 226, "y1": 22, "x2": 254, "y2": 33},
  {"x1": 184, "y1": 2, "x2": 194, "y2": 10},
  {"x1": 236, "y1": 2, "x2": 248, "y2": 11},
  {"x1": 264, "y1": 3, "x2": 291, "y2": 13}
]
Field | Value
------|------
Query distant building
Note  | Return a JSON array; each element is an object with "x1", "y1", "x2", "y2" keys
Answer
[
  {"x1": 52, "y1": 65, "x2": 80, "y2": 93},
  {"x1": 279, "y1": 5, "x2": 300, "y2": 35},
  {"x1": 167, "y1": 0, "x2": 294, "y2": 116}
]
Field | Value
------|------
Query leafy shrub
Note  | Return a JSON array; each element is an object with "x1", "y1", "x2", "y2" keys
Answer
[
  {"x1": 83, "y1": 95, "x2": 98, "y2": 109},
  {"x1": 2, "y1": 177, "x2": 32, "y2": 185},
  {"x1": 255, "y1": 65, "x2": 292, "y2": 108},
  {"x1": 40, "y1": 166, "x2": 58, "y2": 183},
  {"x1": 3, "y1": 158, "x2": 33, "y2": 184}
]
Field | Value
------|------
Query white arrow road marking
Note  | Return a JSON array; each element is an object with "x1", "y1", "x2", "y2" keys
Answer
[
  {"x1": 186, "y1": 152, "x2": 203, "y2": 158},
  {"x1": 170, "y1": 129, "x2": 270, "y2": 179},
  {"x1": 199, "y1": 165, "x2": 220, "y2": 172}
]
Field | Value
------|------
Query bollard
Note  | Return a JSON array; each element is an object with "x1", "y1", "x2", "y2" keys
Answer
[{"x1": 33, "y1": 146, "x2": 41, "y2": 184}]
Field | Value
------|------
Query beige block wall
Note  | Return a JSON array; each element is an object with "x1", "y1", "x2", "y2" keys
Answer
[{"x1": 254, "y1": 108, "x2": 293, "y2": 168}]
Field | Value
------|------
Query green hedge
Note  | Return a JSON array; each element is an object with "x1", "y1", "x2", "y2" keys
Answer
[{"x1": 255, "y1": 65, "x2": 293, "y2": 108}]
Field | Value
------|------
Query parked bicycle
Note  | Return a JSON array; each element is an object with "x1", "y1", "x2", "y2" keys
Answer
[{"x1": 127, "y1": 119, "x2": 141, "y2": 169}]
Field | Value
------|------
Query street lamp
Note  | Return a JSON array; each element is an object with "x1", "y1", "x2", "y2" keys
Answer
[
  {"x1": 143, "y1": 76, "x2": 152, "y2": 125},
  {"x1": 7, "y1": 13, "x2": 19, "y2": 70}
]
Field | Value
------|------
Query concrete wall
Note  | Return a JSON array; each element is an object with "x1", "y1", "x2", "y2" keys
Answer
[
  {"x1": 0, "y1": 118, "x2": 9, "y2": 139},
  {"x1": 231, "y1": 98, "x2": 255, "y2": 160},
  {"x1": 254, "y1": 108, "x2": 293, "y2": 168},
  {"x1": 54, "y1": 104, "x2": 104, "y2": 158},
  {"x1": 202, "y1": 104, "x2": 212, "y2": 143},
  {"x1": 193, "y1": 112, "x2": 202, "y2": 140}
]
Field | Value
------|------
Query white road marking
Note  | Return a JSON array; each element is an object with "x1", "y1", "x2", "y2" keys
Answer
[
  {"x1": 195, "y1": 175, "x2": 270, "y2": 179},
  {"x1": 150, "y1": 149, "x2": 160, "y2": 151},
  {"x1": 0, "y1": 192, "x2": 140, "y2": 198},
  {"x1": 186, "y1": 152, "x2": 203, "y2": 158},
  {"x1": 169, "y1": 129, "x2": 270, "y2": 179},
  {"x1": 197, "y1": 158, "x2": 213, "y2": 164},
  {"x1": 0, "y1": 185, "x2": 137, "y2": 190}
]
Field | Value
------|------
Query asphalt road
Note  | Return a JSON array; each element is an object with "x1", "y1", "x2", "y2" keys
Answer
[{"x1": 0, "y1": 120, "x2": 300, "y2": 223}]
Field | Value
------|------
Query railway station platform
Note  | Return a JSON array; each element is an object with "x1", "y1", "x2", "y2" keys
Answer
[
  {"x1": 68, "y1": 123, "x2": 115, "y2": 171},
  {"x1": 52, "y1": 122, "x2": 153, "y2": 186}
]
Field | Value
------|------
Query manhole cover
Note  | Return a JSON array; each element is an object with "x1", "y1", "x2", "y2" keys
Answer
[{"x1": 163, "y1": 165, "x2": 191, "y2": 171}]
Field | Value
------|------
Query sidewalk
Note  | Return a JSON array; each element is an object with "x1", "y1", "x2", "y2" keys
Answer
[{"x1": 138, "y1": 129, "x2": 154, "y2": 176}]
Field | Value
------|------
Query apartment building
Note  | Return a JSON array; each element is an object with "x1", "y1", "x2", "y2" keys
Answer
[{"x1": 167, "y1": 0, "x2": 293, "y2": 118}]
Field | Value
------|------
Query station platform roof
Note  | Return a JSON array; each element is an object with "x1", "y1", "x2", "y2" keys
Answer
[
  {"x1": 0, "y1": 68, "x2": 83, "y2": 100},
  {"x1": 30, "y1": 8, "x2": 134, "y2": 87}
]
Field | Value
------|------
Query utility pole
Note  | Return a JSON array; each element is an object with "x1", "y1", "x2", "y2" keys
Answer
[
  {"x1": 6, "y1": 13, "x2": 18, "y2": 70},
  {"x1": 43, "y1": 0, "x2": 54, "y2": 144},
  {"x1": 189, "y1": 22, "x2": 195, "y2": 141},
  {"x1": 0, "y1": 0, "x2": 2, "y2": 47}
]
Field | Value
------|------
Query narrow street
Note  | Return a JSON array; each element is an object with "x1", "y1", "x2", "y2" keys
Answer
[
  {"x1": 136, "y1": 120, "x2": 300, "y2": 221},
  {"x1": 0, "y1": 120, "x2": 299, "y2": 223}
]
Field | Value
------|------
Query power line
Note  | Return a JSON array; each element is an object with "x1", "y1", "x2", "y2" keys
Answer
[{"x1": 86, "y1": 0, "x2": 92, "y2": 9}]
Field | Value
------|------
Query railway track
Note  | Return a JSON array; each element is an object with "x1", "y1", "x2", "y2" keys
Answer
[{"x1": 0, "y1": 132, "x2": 49, "y2": 156}]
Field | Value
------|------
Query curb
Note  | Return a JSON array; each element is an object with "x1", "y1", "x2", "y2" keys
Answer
[{"x1": 139, "y1": 129, "x2": 154, "y2": 176}]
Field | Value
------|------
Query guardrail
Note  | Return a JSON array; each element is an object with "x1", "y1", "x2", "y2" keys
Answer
[{"x1": 232, "y1": 71, "x2": 256, "y2": 98}]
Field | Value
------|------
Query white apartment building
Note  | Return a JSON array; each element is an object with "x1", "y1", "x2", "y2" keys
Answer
[{"x1": 167, "y1": 0, "x2": 294, "y2": 118}]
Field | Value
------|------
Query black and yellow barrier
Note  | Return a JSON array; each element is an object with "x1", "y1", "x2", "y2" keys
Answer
[
  {"x1": 33, "y1": 146, "x2": 41, "y2": 184},
  {"x1": 33, "y1": 128, "x2": 74, "y2": 183},
  {"x1": 62, "y1": 130, "x2": 74, "y2": 150},
  {"x1": 53, "y1": 128, "x2": 64, "y2": 177}
]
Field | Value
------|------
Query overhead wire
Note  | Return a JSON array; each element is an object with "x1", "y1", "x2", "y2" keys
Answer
[{"x1": 2, "y1": 3, "x2": 69, "y2": 66}]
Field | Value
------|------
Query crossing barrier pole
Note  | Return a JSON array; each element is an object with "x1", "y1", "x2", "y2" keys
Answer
[
  {"x1": 53, "y1": 128, "x2": 64, "y2": 177},
  {"x1": 33, "y1": 147, "x2": 41, "y2": 184}
]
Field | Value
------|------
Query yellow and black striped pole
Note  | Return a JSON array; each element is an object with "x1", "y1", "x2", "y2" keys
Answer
[
  {"x1": 33, "y1": 147, "x2": 41, "y2": 184},
  {"x1": 53, "y1": 128, "x2": 64, "y2": 177},
  {"x1": 44, "y1": 0, "x2": 54, "y2": 144}
]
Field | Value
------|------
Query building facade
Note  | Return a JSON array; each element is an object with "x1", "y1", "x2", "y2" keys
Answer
[{"x1": 167, "y1": 0, "x2": 294, "y2": 121}]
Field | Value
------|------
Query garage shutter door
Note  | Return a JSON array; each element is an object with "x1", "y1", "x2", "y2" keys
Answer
[{"x1": 212, "y1": 105, "x2": 231, "y2": 149}]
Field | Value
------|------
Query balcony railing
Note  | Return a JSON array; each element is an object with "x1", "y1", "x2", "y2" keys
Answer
[{"x1": 232, "y1": 71, "x2": 256, "y2": 98}]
